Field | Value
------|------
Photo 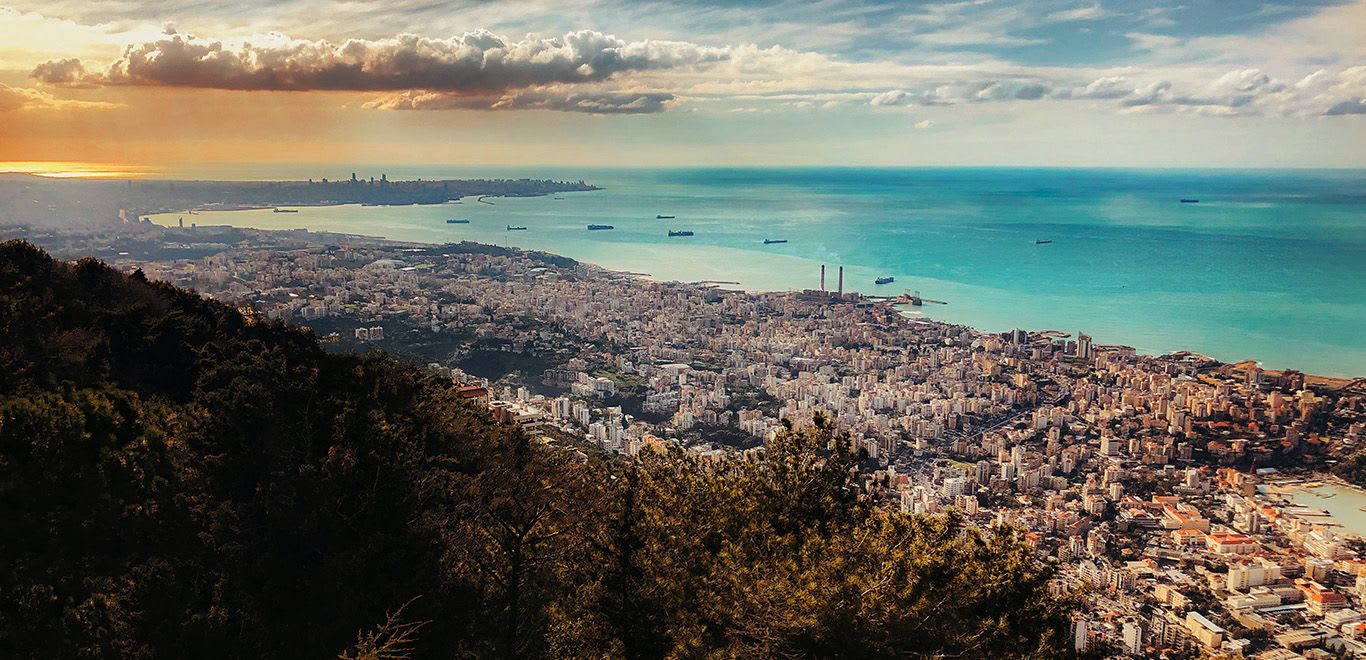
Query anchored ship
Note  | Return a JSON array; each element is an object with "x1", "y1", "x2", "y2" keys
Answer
[
  {"x1": 1179, "y1": 198, "x2": 1200, "y2": 203},
  {"x1": 1035, "y1": 239, "x2": 1052, "y2": 244},
  {"x1": 506, "y1": 225, "x2": 527, "y2": 231},
  {"x1": 763, "y1": 239, "x2": 788, "y2": 244},
  {"x1": 668, "y1": 230, "x2": 694, "y2": 237},
  {"x1": 272, "y1": 208, "x2": 299, "y2": 213},
  {"x1": 875, "y1": 276, "x2": 895, "y2": 285},
  {"x1": 656, "y1": 214, "x2": 676, "y2": 219},
  {"x1": 446, "y1": 219, "x2": 470, "y2": 224},
  {"x1": 587, "y1": 224, "x2": 614, "y2": 230}
]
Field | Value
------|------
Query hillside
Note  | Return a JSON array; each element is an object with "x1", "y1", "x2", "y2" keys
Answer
[{"x1": 0, "y1": 239, "x2": 1073, "y2": 659}]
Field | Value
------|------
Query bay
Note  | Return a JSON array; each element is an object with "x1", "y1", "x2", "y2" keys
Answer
[{"x1": 147, "y1": 167, "x2": 1366, "y2": 377}]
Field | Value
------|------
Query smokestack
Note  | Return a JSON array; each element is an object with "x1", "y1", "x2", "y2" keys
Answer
[
  {"x1": 820, "y1": 265, "x2": 826, "y2": 291},
  {"x1": 837, "y1": 266, "x2": 844, "y2": 297}
]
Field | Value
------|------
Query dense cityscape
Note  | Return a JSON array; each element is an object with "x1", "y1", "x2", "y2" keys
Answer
[
  {"x1": 18, "y1": 216, "x2": 1363, "y2": 658},
  {"x1": 4, "y1": 0, "x2": 1363, "y2": 656}
]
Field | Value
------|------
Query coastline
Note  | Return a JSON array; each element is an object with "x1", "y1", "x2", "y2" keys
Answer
[
  {"x1": 141, "y1": 184, "x2": 1366, "y2": 380},
  {"x1": 153, "y1": 218, "x2": 1363, "y2": 384},
  {"x1": 142, "y1": 190, "x2": 580, "y2": 217}
]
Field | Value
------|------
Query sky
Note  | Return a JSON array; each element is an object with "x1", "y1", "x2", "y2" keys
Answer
[{"x1": 0, "y1": 0, "x2": 1363, "y2": 175}]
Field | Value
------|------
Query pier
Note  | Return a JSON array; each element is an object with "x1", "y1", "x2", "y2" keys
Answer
[{"x1": 895, "y1": 290, "x2": 948, "y2": 306}]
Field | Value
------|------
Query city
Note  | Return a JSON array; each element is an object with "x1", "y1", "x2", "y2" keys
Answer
[
  {"x1": 42, "y1": 219, "x2": 1364, "y2": 658},
  {"x1": 4, "y1": 0, "x2": 1363, "y2": 655}
]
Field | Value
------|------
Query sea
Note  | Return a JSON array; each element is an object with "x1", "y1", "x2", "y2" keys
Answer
[
  {"x1": 147, "y1": 167, "x2": 1366, "y2": 378},
  {"x1": 1287, "y1": 483, "x2": 1366, "y2": 537}
]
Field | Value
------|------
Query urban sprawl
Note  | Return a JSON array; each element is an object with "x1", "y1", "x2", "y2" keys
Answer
[{"x1": 21, "y1": 221, "x2": 1366, "y2": 659}]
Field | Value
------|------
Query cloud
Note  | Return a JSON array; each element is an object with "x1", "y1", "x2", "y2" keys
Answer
[
  {"x1": 39, "y1": 28, "x2": 728, "y2": 93},
  {"x1": 913, "y1": 28, "x2": 1047, "y2": 48},
  {"x1": 1076, "y1": 67, "x2": 1366, "y2": 117},
  {"x1": 870, "y1": 81, "x2": 1052, "y2": 107},
  {"x1": 1013, "y1": 83, "x2": 1050, "y2": 100},
  {"x1": 17, "y1": 9, "x2": 1365, "y2": 122},
  {"x1": 30, "y1": 57, "x2": 98, "y2": 87},
  {"x1": 1072, "y1": 76, "x2": 1134, "y2": 100},
  {"x1": 366, "y1": 89, "x2": 676, "y2": 114},
  {"x1": 869, "y1": 89, "x2": 909, "y2": 106},
  {"x1": 914, "y1": 119, "x2": 935, "y2": 129},
  {"x1": 1125, "y1": 32, "x2": 1182, "y2": 53},
  {"x1": 1117, "y1": 81, "x2": 1173, "y2": 107},
  {"x1": 1045, "y1": 4, "x2": 1108, "y2": 23},
  {"x1": 0, "y1": 83, "x2": 120, "y2": 112},
  {"x1": 1325, "y1": 99, "x2": 1366, "y2": 115}
]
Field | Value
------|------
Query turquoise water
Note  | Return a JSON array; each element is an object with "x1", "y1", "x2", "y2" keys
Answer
[{"x1": 149, "y1": 168, "x2": 1366, "y2": 377}]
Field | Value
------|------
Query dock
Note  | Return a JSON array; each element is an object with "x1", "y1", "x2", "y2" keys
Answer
[{"x1": 896, "y1": 289, "x2": 947, "y2": 306}]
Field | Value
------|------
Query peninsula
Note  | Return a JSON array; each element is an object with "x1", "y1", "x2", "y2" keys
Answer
[{"x1": 0, "y1": 173, "x2": 599, "y2": 228}]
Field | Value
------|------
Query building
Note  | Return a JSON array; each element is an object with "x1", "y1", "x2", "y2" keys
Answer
[
  {"x1": 1228, "y1": 559, "x2": 1282, "y2": 590},
  {"x1": 1183, "y1": 611, "x2": 1224, "y2": 650},
  {"x1": 1206, "y1": 531, "x2": 1258, "y2": 555}
]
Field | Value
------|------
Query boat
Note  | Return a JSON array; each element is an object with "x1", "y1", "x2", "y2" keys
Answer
[
  {"x1": 763, "y1": 239, "x2": 788, "y2": 245},
  {"x1": 875, "y1": 277, "x2": 895, "y2": 285},
  {"x1": 506, "y1": 225, "x2": 527, "y2": 231},
  {"x1": 446, "y1": 219, "x2": 470, "y2": 224},
  {"x1": 1179, "y1": 198, "x2": 1200, "y2": 203},
  {"x1": 656, "y1": 214, "x2": 675, "y2": 219},
  {"x1": 587, "y1": 224, "x2": 614, "y2": 230},
  {"x1": 668, "y1": 230, "x2": 694, "y2": 237},
  {"x1": 272, "y1": 208, "x2": 299, "y2": 213},
  {"x1": 553, "y1": 197, "x2": 565, "y2": 200},
  {"x1": 1035, "y1": 239, "x2": 1052, "y2": 244}
]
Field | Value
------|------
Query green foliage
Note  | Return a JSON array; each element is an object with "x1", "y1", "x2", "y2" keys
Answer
[
  {"x1": 0, "y1": 240, "x2": 1072, "y2": 659},
  {"x1": 1334, "y1": 454, "x2": 1366, "y2": 488}
]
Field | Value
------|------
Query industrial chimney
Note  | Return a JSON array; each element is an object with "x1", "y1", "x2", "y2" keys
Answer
[{"x1": 837, "y1": 266, "x2": 844, "y2": 297}]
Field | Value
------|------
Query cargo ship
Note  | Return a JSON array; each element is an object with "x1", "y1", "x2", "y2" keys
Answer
[
  {"x1": 668, "y1": 230, "x2": 694, "y2": 237},
  {"x1": 763, "y1": 239, "x2": 788, "y2": 244},
  {"x1": 506, "y1": 225, "x2": 527, "y2": 231},
  {"x1": 272, "y1": 208, "x2": 299, "y2": 213},
  {"x1": 875, "y1": 276, "x2": 895, "y2": 285},
  {"x1": 446, "y1": 219, "x2": 470, "y2": 224},
  {"x1": 1035, "y1": 239, "x2": 1052, "y2": 244},
  {"x1": 656, "y1": 214, "x2": 676, "y2": 219},
  {"x1": 1179, "y1": 198, "x2": 1199, "y2": 203},
  {"x1": 587, "y1": 224, "x2": 614, "y2": 230}
]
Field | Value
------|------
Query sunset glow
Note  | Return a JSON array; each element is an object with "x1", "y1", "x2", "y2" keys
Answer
[
  {"x1": 0, "y1": 1, "x2": 1362, "y2": 170},
  {"x1": 0, "y1": 161, "x2": 153, "y2": 179}
]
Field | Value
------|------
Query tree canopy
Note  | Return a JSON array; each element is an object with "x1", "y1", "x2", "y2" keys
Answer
[{"x1": 0, "y1": 240, "x2": 1073, "y2": 659}]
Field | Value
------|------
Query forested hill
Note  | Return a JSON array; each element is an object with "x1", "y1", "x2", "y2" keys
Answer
[{"x1": 0, "y1": 239, "x2": 1074, "y2": 659}]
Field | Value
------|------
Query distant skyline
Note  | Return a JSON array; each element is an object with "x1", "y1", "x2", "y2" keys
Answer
[{"x1": 1, "y1": 0, "x2": 1363, "y2": 175}]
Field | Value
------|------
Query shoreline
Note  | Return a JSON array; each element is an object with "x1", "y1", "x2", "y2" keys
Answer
[
  {"x1": 365, "y1": 233, "x2": 1359, "y2": 383},
  {"x1": 151, "y1": 191, "x2": 580, "y2": 216},
  {"x1": 142, "y1": 208, "x2": 1365, "y2": 381}
]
